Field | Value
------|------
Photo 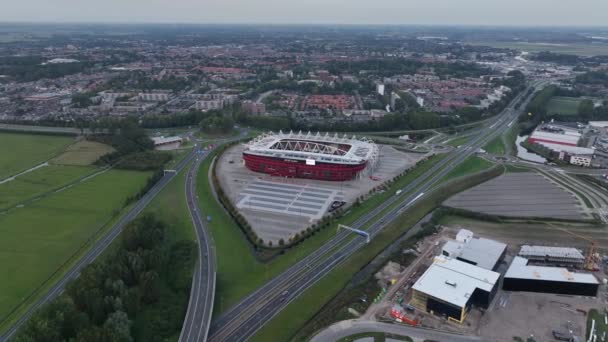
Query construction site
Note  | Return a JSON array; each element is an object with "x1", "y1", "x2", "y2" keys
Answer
[{"x1": 357, "y1": 218, "x2": 608, "y2": 342}]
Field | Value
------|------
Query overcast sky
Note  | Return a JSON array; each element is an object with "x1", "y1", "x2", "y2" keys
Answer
[{"x1": 1, "y1": 0, "x2": 607, "y2": 27}]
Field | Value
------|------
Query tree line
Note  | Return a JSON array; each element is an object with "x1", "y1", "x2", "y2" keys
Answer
[{"x1": 14, "y1": 214, "x2": 197, "y2": 342}]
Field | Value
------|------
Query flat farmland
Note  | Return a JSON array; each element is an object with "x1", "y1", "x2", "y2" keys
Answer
[
  {"x1": 0, "y1": 133, "x2": 75, "y2": 179},
  {"x1": 546, "y1": 96, "x2": 581, "y2": 116},
  {"x1": 0, "y1": 165, "x2": 98, "y2": 210},
  {"x1": 51, "y1": 140, "x2": 115, "y2": 166},
  {"x1": 0, "y1": 169, "x2": 150, "y2": 324}
]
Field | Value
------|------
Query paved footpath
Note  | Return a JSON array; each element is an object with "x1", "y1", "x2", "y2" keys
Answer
[{"x1": 310, "y1": 319, "x2": 485, "y2": 342}]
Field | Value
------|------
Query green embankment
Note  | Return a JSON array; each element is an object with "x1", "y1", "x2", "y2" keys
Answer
[
  {"x1": 484, "y1": 124, "x2": 519, "y2": 155},
  {"x1": 0, "y1": 132, "x2": 74, "y2": 179},
  {"x1": 440, "y1": 156, "x2": 494, "y2": 182}
]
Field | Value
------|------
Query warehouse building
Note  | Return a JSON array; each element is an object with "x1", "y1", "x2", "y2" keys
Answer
[
  {"x1": 503, "y1": 257, "x2": 599, "y2": 296},
  {"x1": 441, "y1": 229, "x2": 507, "y2": 271},
  {"x1": 411, "y1": 256, "x2": 500, "y2": 323},
  {"x1": 519, "y1": 245, "x2": 586, "y2": 267}
]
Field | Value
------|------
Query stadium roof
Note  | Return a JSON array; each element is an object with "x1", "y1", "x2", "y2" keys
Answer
[
  {"x1": 245, "y1": 131, "x2": 379, "y2": 165},
  {"x1": 412, "y1": 256, "x2": 499, "y2": 308},
  {"x1": 505, "y1": 257, "x2": 598, "y2": 284}
]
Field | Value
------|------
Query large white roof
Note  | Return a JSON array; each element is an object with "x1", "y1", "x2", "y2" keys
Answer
[
  {"x1": 442, "y1": 230, "x2": 507, "y2": 270},
  {"x1": 245, "y1": 131, "x2": 378, "y2": 164},
  {"x1": 412, "y1": 256, "x2": 500, "y2": 308},
  {"x1": 530, "y1": 130, "x2": 581, "y2": 145},
  {"x1": 505, "y1": 257, "x2": 598, "y2": 284},
  {"x1": 535, "y1": 142, "x2": 594, "y2": 155}
]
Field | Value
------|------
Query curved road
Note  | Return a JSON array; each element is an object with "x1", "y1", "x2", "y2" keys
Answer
[
  {"x1": 208, "y1": 82, "x2": 546, "y2": 341},
  {"x1": 179, "y1": 150, "x2": 216, "y2": 342},
  {"x1": 310, "y1": 319, "x2": 484, "y2": 342}
]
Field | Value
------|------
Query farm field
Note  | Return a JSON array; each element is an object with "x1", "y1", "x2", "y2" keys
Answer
[
  {"x1": 51, "y1": 139, "x2": 115, "y2": 166},
  {"x1": 0, "y1": 164, "x2": 97, "y2": 210},
  {"x1": 546, "y1": 96, "x2": 581, "y2": 116},
  {"x1": 0, "y1": 169, "x2": 150, "y2": 325},
  {"x1": 0, "y1": 133, "x2": 74, "y2": 179}
]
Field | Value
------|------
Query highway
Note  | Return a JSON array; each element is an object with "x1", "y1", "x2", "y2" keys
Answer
[
  {"x1": 208, "y1": 81, "x2": 545, "y2": 342},
  {"x1": 178, "y1": 149, "x2": 216, "y2": 342},
  {"x1": 0, "y1": 151, "x2": 197, "y2": 341}
]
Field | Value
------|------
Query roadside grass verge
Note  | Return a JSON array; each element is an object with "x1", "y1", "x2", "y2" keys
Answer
[
  {"x1": 250, "y1": 166, "x2": 504, "y2": 342},
  {"x1": 587, "y1": 309, "x2": 608, "y2": 341},
  {"x1": 197, "y1": 150, "x2": 446, "y2": 314},
  {"x1": 446, "y1": 135, "x2": 470, "y2": 147},
  {"x1": 440, "y1": 156, "x2": 493, "y2": 183},
  {"x1": 484, "y1": 134, "x2": 505, "y2": 154},
  {"x1": 0, "y1": 132, "x2": 74, "y2": 179}
]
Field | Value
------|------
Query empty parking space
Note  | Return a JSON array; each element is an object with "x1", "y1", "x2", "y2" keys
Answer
[{"x1": 444, "y1": 172, "x2": 588, "y2": 220}]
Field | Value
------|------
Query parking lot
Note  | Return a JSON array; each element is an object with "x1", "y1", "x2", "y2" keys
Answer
[
  {"x1": 444, "y1": 172, "x2": 590, "y2": 220},
  {"x1": 216, "y1": 143, "x2": 426, "y2": 243}
]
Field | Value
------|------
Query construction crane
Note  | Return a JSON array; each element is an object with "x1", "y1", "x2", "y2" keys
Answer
[{"x1": 556, "y1": 227, "x2": 597, "y2": 271}]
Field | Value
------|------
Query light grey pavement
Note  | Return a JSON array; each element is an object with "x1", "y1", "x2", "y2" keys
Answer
[
  {"x1": 310, "y1": 320, "x2": 484, "y2": 342},
  {"x1": 444, "y1": 172, "x2": 588, "y2": 220},
  {"x1": 179, "y1": 151, "x2": 216, "y2": 342}
]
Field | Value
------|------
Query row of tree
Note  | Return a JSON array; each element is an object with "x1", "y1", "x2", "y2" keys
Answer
[{"x1": 15, "y1": 214, "x2": 197, "y2": 342}]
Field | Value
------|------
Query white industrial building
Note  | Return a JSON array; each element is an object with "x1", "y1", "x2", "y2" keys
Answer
[
  {"x1": 152, "y1": 136, "x2": 183, "y2": 150},
  {"x1": 441, "y1": 229, "x2": 507, "y2": 271},
  {"x1": 503, "y1": 256, "x2": 598, "y2": 296},
  {"x1": 411, "y1": 256, "x2": 500, "y2": 323}
]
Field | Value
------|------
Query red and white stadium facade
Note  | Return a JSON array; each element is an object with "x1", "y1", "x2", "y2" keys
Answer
[{"x1": 242, "y1": 131, "x2": 379, "y2": 181}]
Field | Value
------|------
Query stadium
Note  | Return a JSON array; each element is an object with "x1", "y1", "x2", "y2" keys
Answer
[{"x1": 242, "y1": 131, "x2": 379, "y2": 181}]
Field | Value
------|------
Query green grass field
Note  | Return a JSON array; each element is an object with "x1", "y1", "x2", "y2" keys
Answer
[
  {"x1": 0, "y1": 133, "x2": 74, "y2": 179},
  {"x1": 440, "y1": 156, "x2": 494, "y2": 182},
  {"x1": 51, "y1": 140, "x2": 115, "y2": 166},
  {"x1": 484, "y1": 124, "x2": 519, "y2": 156},
  {"x1": 587, "y1": 309, "x2": 608, "y2": 341},
  {"x1": 484, "y1": 136, "x2": 505, "y2": 154},
  {"x1": 0, "y1": 165, "x2": 97, "y2": 210},
  {"x1": 546, "y1": 96, "x2": 581, "y2": 116},
  {"x1": 0, "y1": 169, "x2": 150, "y2": 324},
  {"x1": 446, "y1": 135, "x2": 471, "y2": 147},
  {"x1": 196, "y1": 151, "x2": 445, "y2": 314}
]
